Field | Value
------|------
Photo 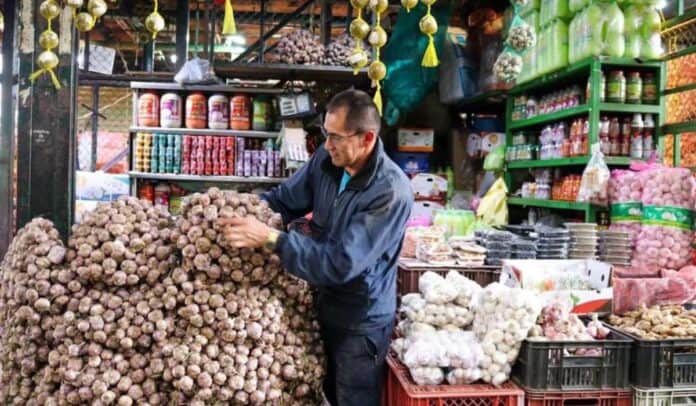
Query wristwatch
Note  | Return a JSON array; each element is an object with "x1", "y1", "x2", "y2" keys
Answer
[{"x1": 265, "y1": 230, "x2": 280, "y2": 251}]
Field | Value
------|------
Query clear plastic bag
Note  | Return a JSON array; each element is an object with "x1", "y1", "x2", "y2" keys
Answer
[
  {"x1": 419, "y1": 271, "x2": 458, "y2": 304},
  {"x1": 174, "y1": 57, "x2": 218, "y2": 84},
  {"x1": 577, "y1": 144, "x2": 610, "y2": 206}
]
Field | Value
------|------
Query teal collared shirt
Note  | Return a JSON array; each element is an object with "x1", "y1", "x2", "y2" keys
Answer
[{"x1": 338, "y1": 171, "x2": 351, "y2": 194}]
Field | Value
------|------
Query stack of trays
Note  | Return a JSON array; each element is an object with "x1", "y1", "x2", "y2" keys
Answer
[
  {"x1": 566, "y1": 223, "x2": 599, "y2": 260},
  {"x1": 511, "y1": 236, "x2": 537, "y2": 259},
  {"x1": 475, "y1": 230, "x2": 514, "y2": 266},
  {"x1": 449, "y1": 237, "x2": 487, "y2": 266},
  {"x1": 598, "y1": 230, "x2": 632, "y2": 266},
  {"x1": 535, "y1": 226, "x2": 570, "y2": 259}
]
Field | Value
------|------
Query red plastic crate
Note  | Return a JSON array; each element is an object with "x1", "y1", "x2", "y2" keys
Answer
[
  {"x1": 524, "y1": 388, "x2": 633, "y2": 406},
  {"x1": 397, "y1": 265, "x2": 501, "y2": 296},
  {"x1": 384, "y1": 354, "x2": 525, "y2": 406}
]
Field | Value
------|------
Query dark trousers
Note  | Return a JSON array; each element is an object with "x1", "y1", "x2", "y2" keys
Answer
[{"x1": 320, "y1": 321, "x2": 394, "y2": 406}]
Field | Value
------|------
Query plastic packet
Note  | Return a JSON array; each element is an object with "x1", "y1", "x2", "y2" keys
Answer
[
  {"x1": 174, "y1": 58, "x2": 218, "y2": 84},
  {"x1": 577, "y1": 144, "x2": 610, "y2": 206},
  {"x1": 506, "y1": 15, "x2": 536, "y2": 53},
  {"x1": 419, "y1": 272, "x2": 458, "y2": 304}
]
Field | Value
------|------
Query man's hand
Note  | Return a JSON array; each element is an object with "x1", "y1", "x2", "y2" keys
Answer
[{"x1": 219, "y1": 216, "x2": 275, "y2": 249}]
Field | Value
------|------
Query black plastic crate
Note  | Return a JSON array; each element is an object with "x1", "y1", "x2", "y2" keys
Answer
[
  {"x1": 621, "y1": 332, "x2": 696, "y2": 388},
  {"x1": 512, "y1": 328, "x2": 632, "y2": 390}
]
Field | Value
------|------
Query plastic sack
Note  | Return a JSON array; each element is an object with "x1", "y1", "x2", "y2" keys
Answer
[
  {"x1": 476, "y1": 177, "x2": 508, "y2": 227},
  {"x1": 419, "y1": 272, "x2": 458, "y2": 304},
  {"x1": 479, "y1": 34, "x2": 507, "y2": 91},
  {"x1": 382, "y1": 3, "x2": 451, "y2": 126},
  {"x1": 409, "y1": 367, "x2": 445, "y2": 385},
  {"x1": 446, "y1": 271, "x2": 482, "y2": 307},
  {"x1": 608, "y1": 169, "x2": 643, "y2": 247},
  {"x1": 483, "y1": 144, "x2": 505, "y2": 171},
  {"x1": 439, "y1": 37, "x2": 479, "y2": 104},
  {"x1": 540, "y1": 0, "x2": 569, "y2": 27},
  {"x1": 632, "y1": 167, "x2": 695, "y2": 272},
  {"x1": 577, "y1": 144, "x2": 610, "y2": 206},
  {"x1": 174, "y1": 57, "x2": 218, "y2": 84},
  {"x1": 613, "y1": 275, "x2": 695, "y2": 314}
]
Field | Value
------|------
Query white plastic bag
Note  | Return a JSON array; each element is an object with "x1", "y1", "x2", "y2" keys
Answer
[
  {"x1": 419, "y1": 272, "x2": 458, "y2": 304},
  {"x1": 577, "y1": 144, "x2": 610, "y2": 206},
  {"x1": 174, "y1": 57, "x2": 218, "y2": 84},
  {"x1": 409, "y1": 367, "x2": 445, "y2": 385}
]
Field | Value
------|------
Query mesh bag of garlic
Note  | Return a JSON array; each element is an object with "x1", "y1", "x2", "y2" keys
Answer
[{"x1": 0, "y1": 189, "x2": 325, "y2": 406}]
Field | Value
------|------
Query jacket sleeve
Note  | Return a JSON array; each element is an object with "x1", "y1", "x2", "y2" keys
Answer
[
  {"x1": 276, "y1": 188, "x2": 412, "y2": 287},
  {"x1": 261, "y1": 153, "x2": 316, "y2": 225}
]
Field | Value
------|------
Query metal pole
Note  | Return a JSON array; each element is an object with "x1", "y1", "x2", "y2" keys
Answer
[
  {"x1": 260, "y1": 0, "x2": 266, "y2": 63},
  {"x1": 84, "y1": 30, "x2": 91, "y2": 71},
  {"x1": 176, "y1": 0, "x2": 190, "y2": 69},
  {"x1": 0, "y1": 0, "x2": 17, "y2": 256},
  {"x1": 320, "y1": 0, "x2": 332, "y2": 46},
  {"x1": 144, "y1": 40, "x2": 155, "y2": 72},
  {"x1": 91, "y1": 85, "x2": 99, "y2": 172},
  {"x1": 208, "y1": 0, "x2": 215, "y2": 66}
]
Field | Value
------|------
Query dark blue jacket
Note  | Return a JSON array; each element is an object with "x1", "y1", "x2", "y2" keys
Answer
[{"x1": 263, "y1": 139, "x2": 413, "y2": 332}]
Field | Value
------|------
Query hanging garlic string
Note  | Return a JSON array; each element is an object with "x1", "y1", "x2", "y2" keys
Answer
[{"x1": 420, "y1": 0, "x2": 439, "y2": 67}]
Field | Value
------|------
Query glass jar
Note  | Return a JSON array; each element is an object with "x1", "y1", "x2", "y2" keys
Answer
[
  {"x1": 642, "y1": 73, "x2": 658, "y2": 104},
  {"x1": 607, "y1": 70, "x2": 626, "y2": 103},
  {"x1": 626, "y1": 72, "x2": 642, "y2": 104}
]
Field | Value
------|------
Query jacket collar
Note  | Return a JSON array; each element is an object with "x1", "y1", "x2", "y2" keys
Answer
[{"x1": 320, "y1": 138, "x2": 384, "y2": 191}]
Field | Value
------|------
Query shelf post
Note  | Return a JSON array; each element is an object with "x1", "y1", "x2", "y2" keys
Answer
[
  {"x1": 588, "y1": 59, "x2": 601, "y2": 146},
  {"x1": 0, "y1": 0, "x2": 17, "y2": 257}
]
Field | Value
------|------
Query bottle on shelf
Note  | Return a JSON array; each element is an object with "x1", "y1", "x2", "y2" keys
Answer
[
  {"x1": 630, "y1": 113, "x2": 644, "y2": 159},
  {"x1": 586, "y1": 71, "x2": 606, "y2": 103},
  {"x1": 208, "y1": 94, "x2": 230, "y2": 130},
  {"x1": 607, "y1": 70, "x2": 626, "y2": 104},
  {"x1": 626, "y1": 72, "x2": 643, "y2": 104},
  {"x1": 154, "y1": 182, "x2": 171, "y2": 207},
  {"x1": 621, "y1": 117, "x2": 631, "y2": 156},
  {"x1": 230, "y1": 94, "x2": 252, "y2": 130},
  {"x1": 643, "y1": 114, "x2": 655, "y2": 160},
  {"x1": 609, "y1": 117, "x2": 621, "y2": 156},
  {"x1": 642, "y1": 72, "x2": 658, "y2": 104},
  {"x1": 138, "y1": 91, "x2": 160, "y2": 127}
]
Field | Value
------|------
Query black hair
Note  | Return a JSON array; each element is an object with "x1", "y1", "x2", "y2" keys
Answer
[{"x1": 325, "y1": 89, "x2": 381, "y2": 135}]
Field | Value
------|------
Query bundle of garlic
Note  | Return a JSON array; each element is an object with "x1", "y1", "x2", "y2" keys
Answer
[
  {"x1": 472, "y1": 283, "x2": 542, "y2": 385},
  {"x1": 0, "y1": 189, "x2": 326, "y2": 405},
  {"x1": 170, "y1": 188, "x2": 325, "y2": 405},
  {"x1": 401, "y1": 271, "x2": 479, "y2": 328},
  {"x1": 0, "y1": 218, "x2": 67, "y2": 405}
]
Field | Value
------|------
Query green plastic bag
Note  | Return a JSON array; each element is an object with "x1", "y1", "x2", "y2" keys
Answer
[
  {"x1": 382, "y1": 3, "x2": 452, "y2": 126},
  {"x1": 483, "y1": 144, "x2": 506, "y2": 171}
]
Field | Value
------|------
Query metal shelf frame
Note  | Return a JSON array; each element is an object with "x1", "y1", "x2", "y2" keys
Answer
[{"x1": 505, "y1": 57, "x2": 665, "y2": 222}]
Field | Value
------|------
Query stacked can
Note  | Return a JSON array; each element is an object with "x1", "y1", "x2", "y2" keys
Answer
[
  {"x1": 150, "y1": 134, "x2": 160, "y2": 173},
  {"x1": 172, "y1": 134, "x2": 182, "y2": 174},
  {"x1": 212, "y1": 137, "x2": 220, "y2": 175},
  {"x1": 204, "y1": 136, "x2": 213, "y2": 175},
  {"x1": 226, "y1": 137, "x2": 235, "y2": 176},
  {"x1": 181, "y1": 136, "x2": 192, "y2": 174},
  {"x1": 134, "y1": 133, "x2": 152, "y2": 172}
]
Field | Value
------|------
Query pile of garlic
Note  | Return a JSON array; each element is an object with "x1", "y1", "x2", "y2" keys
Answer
[{"x1": 393, "y1": 271, "x2": 484, "y2": 385}]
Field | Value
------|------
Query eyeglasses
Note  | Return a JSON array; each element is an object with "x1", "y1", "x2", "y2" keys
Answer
[{"x1": 319, "y1": 124, "x2": 362, "y2": 143}]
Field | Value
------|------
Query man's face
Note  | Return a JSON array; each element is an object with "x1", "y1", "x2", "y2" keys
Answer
[{"x1": 323, "y1": 107, "x2": 367, "y2": 168}]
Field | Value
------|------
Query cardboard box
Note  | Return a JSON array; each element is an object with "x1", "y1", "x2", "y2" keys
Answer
[
  {"x1": 411, "y1": 200, "x2": 445, "y2": 219},
  {"x1": 411, "y1": 173, "x2": 447, "y2": 201},
  {"x1": 398, "y1": 128, "x2": 434, "y2": 152},
  {"x1": 500, "y1": 259, "x2": 613, "y2": 313}
]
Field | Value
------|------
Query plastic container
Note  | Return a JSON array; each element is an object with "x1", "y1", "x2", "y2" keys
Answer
[
  {"x1": 230, "y1": 94, "x2": 251, "y2": 130},
  {"x1": 607, "y1": 71, "x2": 626, "y2": 104},
  {"x1": 626, "y1": 72, "x2": 643, "y2": 104},
  {"x1": 138, "y1": 91, "x2": 160, "y2": 127},
  {"x1": 185, "y1": 93, "x2": 207, "y2": 129},
  {"x1": 252, "y1": 96, "x2": 272, "y2": 131},
  {"x1": 396, "y1": 265, "x2": 500, "y2": 295},
  {"x1": 513, "y1": 327, "x2": 632, "y2": 390},
  {"x1": 525, "y1": 389, "x2": 632, "y2": 406},
  {"x1": 384, "y1": 355, "x2": 525, "y2": 406},
  {"x1": 642, "y1": 73, "x2": 658, "y2": 104},
  {"x1": 207, "y1": 94, "x2": 229, "y2": 130},
  {"x1": 634, "y1": 387, "x2": 696, "y2": 406},
  {"x1": 611, "y1": 328, "x2": 696, "y2": 388},
  {"x1": 159, "y1": 93, "x2": 182, "y2": 128}
]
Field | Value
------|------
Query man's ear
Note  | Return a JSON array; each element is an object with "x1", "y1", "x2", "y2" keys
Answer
[{"x1": 363, "y1": 131, "x2": 376, "y2": 145}]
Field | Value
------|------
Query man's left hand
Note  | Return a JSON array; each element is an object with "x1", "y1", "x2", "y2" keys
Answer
[{"x1": 219, "y1": 216, "x2": 275, "y2": 249}]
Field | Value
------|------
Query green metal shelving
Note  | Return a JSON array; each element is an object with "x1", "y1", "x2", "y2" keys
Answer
[
  {"x1": 505, "y1": 57, "x2": 665, "y2": 222},
  {"x1": 507, "y1": 156, "x2": 635, "y2": 169},
  {"x1": 507, "y1": 198, "x2": 597, "y2": 221}
]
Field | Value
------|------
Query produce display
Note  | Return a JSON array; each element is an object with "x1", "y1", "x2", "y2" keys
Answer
[
  {"x1": 608, "y1": 169, "x2": 642, "y2": 247},
  {"x1": 633, "y1": 167, "x2": 694, "y2": 271},
  {"x1": 608, "y1": 304, "x2": 696, "y2": 340},
  {"x1": 0, "y1": 189, "x2": 325, "y2": 405},
  {"x1": 274, "y1": 30, "x2": 326, "y2": 65},
  {"x1": 324, "y1": 34, "x2": 369, "y2": 67}
]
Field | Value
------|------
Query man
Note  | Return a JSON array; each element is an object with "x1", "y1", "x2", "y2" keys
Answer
[{"x1": 220, "y1": 89, "x2": 413, "y2": 405}]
